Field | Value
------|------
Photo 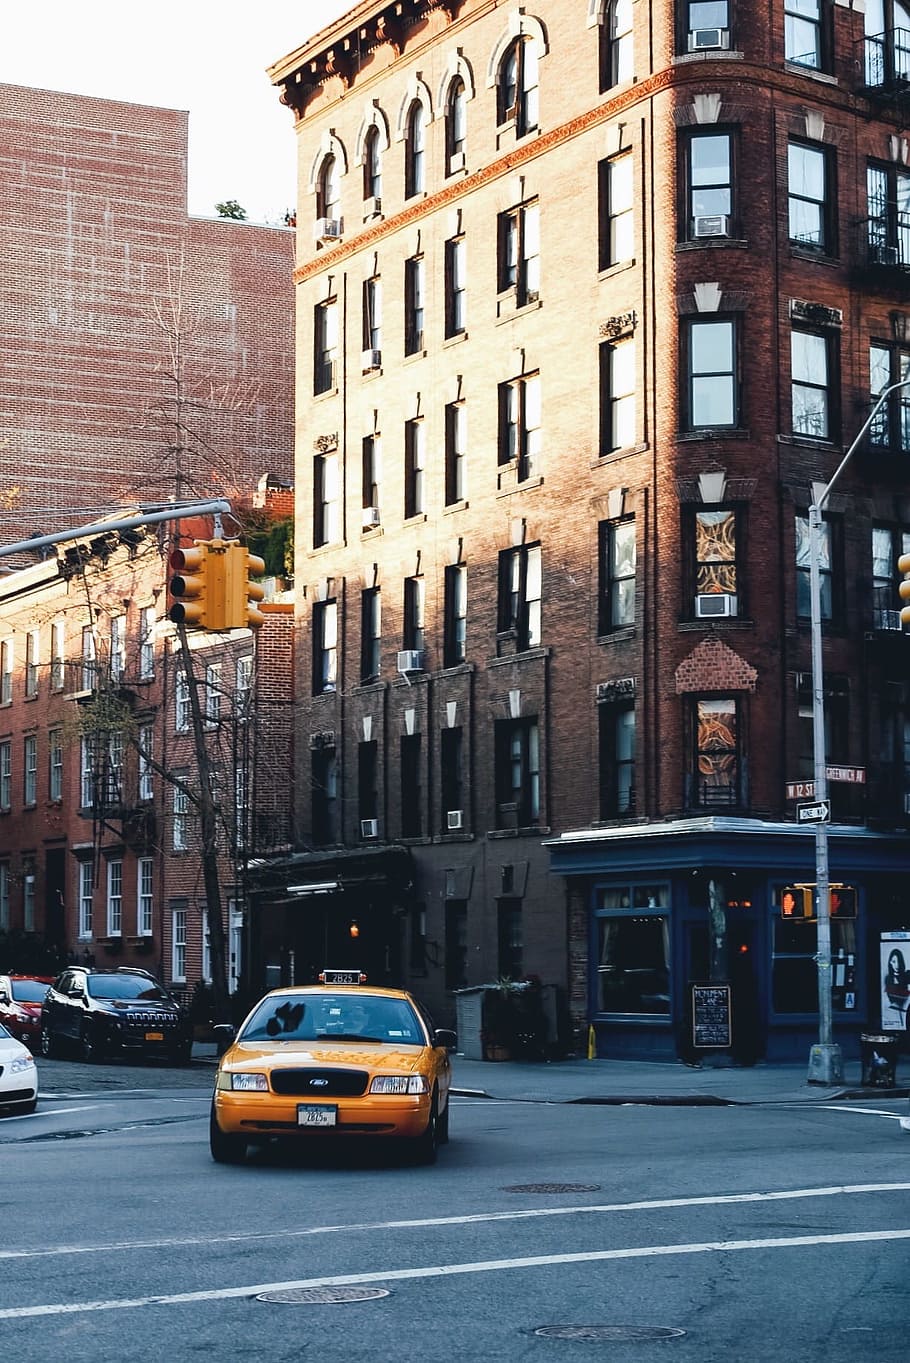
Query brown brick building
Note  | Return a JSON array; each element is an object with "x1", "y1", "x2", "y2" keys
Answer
[{"x1": 255, "y1": 0, "x2": 910, "y2": 1061}]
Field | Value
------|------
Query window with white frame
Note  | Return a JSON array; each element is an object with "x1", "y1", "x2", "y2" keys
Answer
[
  {"x1": 363, "y1": 125, "x2": 382, "y2": 202},
  {"x1": 600, "y1": 337, "x2": 636, "y2": 452},
  {"x1": 498, "y1": 372, "x2": 542, "y2": 481},
  {"x1": 601, "y1": 0, "x2": 634, "y2": 90},
  {"x1": 173, "y1": 783, "x2": 189, "y2": 851},
  {"x1": 498, "y1": 35, "x2": 539, "y2": 135},
  {"x1": 25, "y1": 629, "x2": 39, "y2": 697},
  {"x1": 172, "y1": 907, "x2": 187, "y2": 982},
  {"x1": 313, "y1": 450, "x2": 340, "y2": 548},
  {"x1": 444, "y1": 564, "x2": 467, "y2": 667},
  {"x1": 317, "y1": 153, "x2": 340, "y2": 224},
  {"x1": 80, "y1": 737, "x2": 95, "y2": 809},
  {"x1": 1, "y1": 639, "x2": 13, "y2": 704},
  {"x1": 446, "y1": 77, "x2": 467, "y2": 171},
  {"x1": 110, "y1": 616, "x2": 125, "y2": 680},
  {"x1": 0, "y1": 863, "x2": 9, "y2": 931},
  {"x1": 313, "y1": 600, "x2": 338, "y2": 695},
  {"x1": 22, "y1": 857, "x2": 36, "y2": 932},
  {"x1": 138, "y1": 723, "x2": 154, "y2": 801},
  {"x1": 205, "y1": 663, "x2": 221, "y2": 727},
  {"x1": 106, "y1": 859, "x2": 123, "y2": 936},
  {"x1": 498, "y1": 200, "x2": 540, "y2": 307},
  {"x1": 405, "y1": 418, "x2": 426, "y2": 518},
  {"x1": 236, "y1": 655, "x2": 253, "y2": 721},
  {"x1": 106, "y1": 729, "x2": 123, "y2": 805},
  {"x1": 444, "y1": 236, "x2": 466, "y2": 338},
  {"x1": 363, "y1": 274, "x2": 382, "y2": 358},
  {"x1": 175, "y1": 671, "x2": 191, "y2": 732},
  {"x1": 49, "y1": 728, "x2": 63, "y2": 801},
  {"x1": 405, "y1": 100, "x2": 426, "y2": 198},
  {"x1": 403, "y1": 576, "x2": 426, "y2": 653},
  {"x1": 139, "y1": 607, "x2": 155, "y2": 679},
  {"x1": 24, "y1": 734, "x2": 37, "y2": 806},
  {"x1": 51, "y1": 621, "x2": 64, "y2": 690},
  {"x1": 363, "y1": 434, "x2": 382, "y2": 517},
  {"x1": 0, "y1": 740, "x2": 11, "y2": 811},
  {"x1": 599, "y1": 154, "x2": 634, "y2": 270},
  {"x1": 404, "y1": 255, "x2": 425, "y2": 355},
  {"x1": 497, "y1": 543, "x2": 542, "y2": 650},
  {"x1": 445, "y1": 401, "x2": 467, "y2": 505},
  {"x1": 78, "y1": 860, "x2": 94, "y2": 938},
  {"x1": 81, "y1": 626, "x2": 96, "y2": 690},
  {"x1": 137, "y1": 858, "x2": 154, "y2": 936},
  {"x1": 314, "y1": 298, "x2": 339, "y2": 395}
]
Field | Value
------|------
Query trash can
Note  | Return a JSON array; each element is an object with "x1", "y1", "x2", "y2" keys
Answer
[{"x1": 860, "y1": 1033, "x2": 899, "y2": 1087}]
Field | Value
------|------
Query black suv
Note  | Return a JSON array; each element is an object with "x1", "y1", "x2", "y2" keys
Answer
[{"x1": 40, "y1": 967, "x2": 193, "y2": 1064}]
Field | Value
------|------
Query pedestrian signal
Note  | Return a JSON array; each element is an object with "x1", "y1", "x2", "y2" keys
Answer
[
  {"x1": 780, "y1": 886, "x2": 810, "y2": 918},
  {"x1": 829, "y1": 885, "x2": 857, "y2": 918}
]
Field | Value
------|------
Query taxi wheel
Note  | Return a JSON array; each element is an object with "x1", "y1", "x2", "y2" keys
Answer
[
  {"x1": 209, "y1": 1104, "x2": 247, "y2": 1165},
  {"x1": 437, "y1": 1096, "x2": 450, "y2": 1145},
  {"x1": 413, "y1": 1090, "x2": 440, "y2": 1165}
]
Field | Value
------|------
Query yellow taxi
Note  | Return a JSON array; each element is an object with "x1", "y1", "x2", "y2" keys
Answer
[{"x1": 209, "y1": 971, "x2": 455, "y2": 1165}]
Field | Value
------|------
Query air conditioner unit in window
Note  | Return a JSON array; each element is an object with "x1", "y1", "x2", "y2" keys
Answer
[
  {"x1": 363, "y1": 195, "x2": 382, "y2": 217},
  {"x1": 689, "y1": 27, "x2": 730, "y2": 50},
  {"x1": 314, "y1": 217, "x2": 344, "y2": 242},
  {"x1": 696, "y1": 593, "x2": 737, "y2": 618},
  {"x1": 874, "y1": 608, "x2": 904, "y2": 631},
  {"x1": 693, "y1": 214, "x2": 730, "y2": 238},
  {"x1": 362, "y1": 506, "x2": 381, "y2": 529},
  {"x1": 397, "y1": 649, "x2": 425, "y2": 673},
  {"x1": 360, "y1": 818, "x2": 379, "y2": 839},
  {"x1": 870, "y1": 242, "x2": 900, "y2": 266},
  {"x1": 448, "y1": 151, "x2": 466, "y2": 173},
  {"x1": 361, "y1": 349, "x2": 382, "y2": 372},
  {"x1": 446, "y1": 809, "x2": 464, "y2": 831}
]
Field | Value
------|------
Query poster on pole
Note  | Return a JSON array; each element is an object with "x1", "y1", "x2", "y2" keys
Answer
[{"x1": 881, "y1": 931, "x2": 910, "y2": 1032}]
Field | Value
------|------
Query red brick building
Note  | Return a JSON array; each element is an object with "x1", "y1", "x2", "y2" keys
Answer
[{"x1": 253, "y1": 0, "x2": 910, "y2": 1061}]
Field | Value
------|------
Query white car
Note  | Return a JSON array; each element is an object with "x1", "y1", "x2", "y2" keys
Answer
[{"x1": 0, "y1": 1022, "x2": 38, "y2": 1114}]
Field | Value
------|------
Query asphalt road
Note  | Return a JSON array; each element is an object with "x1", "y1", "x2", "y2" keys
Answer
[{"x1": 2, "y1": 1056, "x2": 908, "y2": 1362}]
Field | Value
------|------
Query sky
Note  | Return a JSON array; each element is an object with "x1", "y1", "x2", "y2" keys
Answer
[{"x1": 0, "y1": 0, "x2": 354, "y2": 225}]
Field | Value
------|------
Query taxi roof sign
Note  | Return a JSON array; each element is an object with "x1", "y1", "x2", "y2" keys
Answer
[{"x1": 318, "y1": 969, "x2": 367, "y2": 985}]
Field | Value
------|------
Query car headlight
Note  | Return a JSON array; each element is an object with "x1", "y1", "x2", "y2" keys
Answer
[
  {"x1": 222, "y1": 1072, "x2": 269, "y2": 1092},
  {"x1": 369, "y1": 1074, "x2": 429, "y2": 1095},
  {"x1": 10, "y1": 1055, "x2": 35, "y2": 1074}
]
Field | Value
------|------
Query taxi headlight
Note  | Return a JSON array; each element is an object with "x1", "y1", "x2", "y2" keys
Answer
[
  {"x1": 10, "y1": 1054, "x2": 35, "y2": 1074},
  {"x1": 369, "y1": 1074, "x2": 429, "y2": 1095},
  {"x1": 226, "y1": 1072, "x2": 269, "y2": 1092}
]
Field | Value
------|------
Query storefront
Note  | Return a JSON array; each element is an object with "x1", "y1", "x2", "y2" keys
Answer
[{"x1": 548, "y1": 818, "x2": 910, "y2": 1063}]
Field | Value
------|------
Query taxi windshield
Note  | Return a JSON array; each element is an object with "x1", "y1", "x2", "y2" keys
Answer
[{"x1": 240, "y1": 992, "x2": 425, "y2": 1045}]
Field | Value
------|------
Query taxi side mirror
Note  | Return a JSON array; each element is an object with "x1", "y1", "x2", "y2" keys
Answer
[{"x1": 433, "y1": 1028, "x2": 457, "y2": 1051}]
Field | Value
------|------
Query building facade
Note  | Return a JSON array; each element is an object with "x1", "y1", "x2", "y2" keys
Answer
[{"x1": 260, "y1": 0, "x2": 910, "y2": 1060}]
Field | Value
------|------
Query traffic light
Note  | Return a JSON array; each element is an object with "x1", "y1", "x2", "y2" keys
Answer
[
  {"x1": 781, "y1": 885, "x2": 811, "y2": 918},
  {"x1": 899, "y1": 550, "x2": 910, "y2": 626},
  {"x1": 224, "y1": 544, "x2": 266, "y2": 630},
  {"x1": 168, "y1": 542, "x2": 226, "y2": 629}
]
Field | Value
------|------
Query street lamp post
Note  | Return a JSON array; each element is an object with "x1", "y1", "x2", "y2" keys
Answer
[{"x1": 806, "y1": 376, "x2": 910, "y2": 1084}]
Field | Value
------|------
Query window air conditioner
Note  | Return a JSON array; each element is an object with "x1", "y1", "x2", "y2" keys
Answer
[
  {"x1": 362, "y1": 506, "x2": 381, "y2": 529},
  {"x1": 693, "y1": 214, "x2": 730, "y2": 238},
  {"x1": 397, "y1": 649, "x2": 425, "y2": 673},
  {"x1": 871, "y1": 242, "x2": 900, "y2": 266},
  {"x1": 314, "y1": 217, "x2": 344, "y2": 242},
  {"x1": 449, "y1": 151, "x2": 467, "y2": 173},
  {"x1": 360, "y1": 818, "x2": 379, "y2": 839},
  {"x1": 689, "y1": 27, "x2": 730, "y2": 50},
  {"x1": 446, "y1": 809, "x2": 464, "y2": 831},
  {"x1": 695, "y1": 593, "x2": 737, "y2": 618},
  {"x1": 363, "y1": 196, "x2": 382, "y2": 217},
  {"x1": 361, "y1": 349, "x2": 382, "y2": 372},
  {"x1": 874, "y1": 608, "x2": 904, "y2": 631}
]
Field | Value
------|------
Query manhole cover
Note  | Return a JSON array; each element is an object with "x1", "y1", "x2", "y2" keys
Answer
[
  {"x1": 534, "y1": 1326, "x2": 686, "y2": 1342},
  {"x1": 503, "y1": 1183, "x2": 601, "y2": 1194},
  {"x1": 257, "y1": 1286, "x2": 390, "y2": 1305}
]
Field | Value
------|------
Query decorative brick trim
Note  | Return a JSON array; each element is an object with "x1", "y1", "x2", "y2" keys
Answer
[{"x1": 674, "y1": 637, "x2": 758, "y2": 694}]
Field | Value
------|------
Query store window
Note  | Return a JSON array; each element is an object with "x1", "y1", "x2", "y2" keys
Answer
[
  {"x1": 772, "y1": 888, "x2": 857, "y2": 1014},
  {"x1": 595, "y1": 884, "x2": 671, "y2": 1014}
]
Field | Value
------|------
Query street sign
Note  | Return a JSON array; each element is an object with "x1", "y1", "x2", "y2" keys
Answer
[
  {"x1": 797, "y1": 800, "x2": 830, "y2": 824},
  {"x1": 786, "y1": 766, "x2": 866, "y2": 799}
]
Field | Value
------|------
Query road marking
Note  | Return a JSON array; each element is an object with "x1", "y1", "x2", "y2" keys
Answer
[
  {"x1": 1, "y1": 1181, "x2": 908, "y2": 1261},
  {"x1": 1, "y1": 1106, "x2": 99, "y2": 1123},
  {"x1": 814, "y1": 1106, "x2": 903, "y2": 1120},
  {"x1": 3, "y1": 1227, "x2": 909, "y2": 1320}
]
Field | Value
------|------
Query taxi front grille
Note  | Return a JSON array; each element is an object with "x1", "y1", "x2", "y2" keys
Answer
[{"x1": 270, "y1": 1068, "x2": 369, "y2": 1097}]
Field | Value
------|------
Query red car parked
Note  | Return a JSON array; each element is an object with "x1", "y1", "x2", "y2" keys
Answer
[{"x1": 0, "y1": 976, "x2": 54, "y2": 1050}]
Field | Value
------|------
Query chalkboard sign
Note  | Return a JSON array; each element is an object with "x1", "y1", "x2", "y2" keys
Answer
[{"x1": 691, "y1": 983, "x2": 732, "y2": 1049}]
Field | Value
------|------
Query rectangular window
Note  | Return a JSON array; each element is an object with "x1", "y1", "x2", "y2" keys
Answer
[
  {"x1": 445, "y1": 900, "x2": 468, "y2": 992},
  {"x1": 110, "y1": 616, "x2": 125, "y2": 681},
  {"x1": 312, "y1": 600, "x2": 338, "y2": 694},
  {"x1": 361, "y1": 587, "x2": 381, "y2": 682},
  {"x1": 684, "y1": 318, "x2": 737, "y2": 428},
  {"x1": 693, "y1": 507, "x2": 739, "y2": 616},
  {"x1": 796, "y1": 672, "x2": 848, "y2": 780},
  {"x1": 498, "y1": 544, "x2": 542, "y2": 651},
  {"x1": 599, "y1": 338, "x2": 636, "y2": 452},
  {"x1": 692, "y1": 697, "x2": 741, "y2": 808},
  {"x1": 497, "y1": 898, "x2": 523, "y2": 980},
  {"x1": 314, "y1": 299, "x2": 339, "y2": 394},
  {"x1": 788, "y1": 142, "x2": 833, "y2": 251},
  {"x1": 441, "y1": 726, "x2": 464, "y2": 831},
  {"x1": 867, "y1": 163, "x2": 910, "y2": 267},
  {"x1": 23, "y1": 735, "x2": 37, "y2": 806},
  {"x1": 51, "y1": 621, "x2": 65, "y2": 690},
  {"x1": 313, "y1": 450, "x2": 339, "y2": 547},
  {"x1": 358, "y1": 740, "x2": 379, "y2": 826},
  {"x1": 81, "y1": 626, "x2": 96, "y2": 690},
  {"x1": 22, "y1": 858, "x2": 36, "y2": 933},
  {"x1": 791, "y1": 328, "x2": 835, "y2": 439},
  {"x1": 49, "y1": 729, "x2": 63, "y2": 802},
  {"x1": 175, "y1": 671, "x2": 191, "y2": 732},
  {"x1": 400, "y1": 734, "x2": 422, "y2": 837},
  {"x1": 445, "y1": 402, "x2": 467, "y2": 505},
  {"x1": 236, "y1": 655, "x2": 253, "y2": 721},
  {"x1": 598, "y1": 154, "x2": 634, "y2": 269},
  {"x1": 80, "y1": 737, "x2": 94, "y2": 809},
  {"x1": 596, "y1": 909, "x2": 670, "y2": 1014},
  {"x1": 0, "y1": 864, "x2": 8, "y2": 931},
  {"x1": 403, "y1": 577, "x2": 425, "y2": 653},
  {"x1": 795, "y1": 514, "x2": 834, "y2": 620},
  {"x1": 202, "y1": 911, "x2": 212, "y2": 984},
  {"x1": 106, "y1": 859, "x2": 123, "y2": 936},
  {"x1": 0, "y1": 639, "x2": 11, "y2": 705},
  {"x1": 138, "y1": 724, "x2": 154, "y2": 801},
  {"x1": 444, "y1": 564, "x2": 468, "y2": 667},
  {"x1": 0, "y1": 741, "x2": 10, "y2": 811},
  {"x1": 404, "y1": 419, "x2": 426, "y2": 518},
  {"x1": 772, "y1": 912, "x2": 856, "y2": 1014},
  {"x1": 785, "y1": 0, "x2": 823, "y2": 68},
  {"x1": 312, "y1": 748, "x2": 338, "y2": 846},
  {"x1": 872, "y1": 525, "x2": 910, "y2": 629},
  {"x1": 601, "y1": 0, "x2": 634, "y2": 89},
  {"x1": 138, "y1": 858, "x2": 154, "y2": 937},
  {"x1": 498, "y1": 373, "x2": 542, "y2": 481},
  {"x1": 494, "y1": 717, "x2": 540, "y2": 828},
  {"x1": 362, "y1": 275, "x2": 382, "y2": 357},
  {"x1": 598, "y1": 518, "x2": 636, "y2": 632},
  {"x1": 235, "y1": 764, "x2": 247, "y2": 852},
  {"x1": 205, "y1": 663, "x2": 221, "y2": 727},
  {"x1": 139, "y1": 607, "x2": 155, "y2": 679},
  {"x1": 404, "y1": 256, "x2": 425, "y2": 355},
  {"x1": 25, "y1": 629, "x2": 39, "y2": 697},
  {"x1": 173, "y1": 783, "x2": 189, "y2": 852},
  {"x1": 362, "y1": 434, "x2": 381, "y2": 519},
  {"x1": 498, "y1": 201, "x2": 540, "y2": 306},
  {"x1": 685, "y1": 131, "x2": 732, "y2": 238},
  {"x1": 172, "y1": 907, "x2": 187, "y2": 982},
  {"x1": 106, "y1": 730, "x2": 123, "y2": 804},
  {"x1": 869, "y1": 342, "x2": 910, "y2": 451},
  {"x1": 598, "y1": 702, "x2": 636, "y2": 818},
  {"x1": 78, "y1": 861, "x2": 94, "y2": 938},
  {"x1": 445, "y1": 237, "x2": 466, "y2": 337}
]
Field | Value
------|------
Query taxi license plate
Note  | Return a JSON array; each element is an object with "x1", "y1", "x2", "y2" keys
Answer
[
  {"x1": 298, "y1": 1104, "x2": 337, "y2": 1128},
  {"x1": 145, "y1": 1032, "x2": 164, "y2": 1042}
]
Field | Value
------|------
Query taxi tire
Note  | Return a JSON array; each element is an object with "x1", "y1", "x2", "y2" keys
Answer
[
  {"x1": 209, "y1": 1104, "x2": 247, "y2": 1165},
  {"x1": 437, "y1": 1095, "x2": 450, "y2": 1145},
  {"x1": 413, "y1": 1090, "x2": 440, "y2": 1165}
]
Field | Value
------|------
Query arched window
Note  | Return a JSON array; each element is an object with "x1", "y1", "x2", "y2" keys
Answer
[
  {"x1": 499, "y1": 37, "x2": 539, "y2": 135},
  {"x1": 601, "y1": 0, "x2": 633, "y2": 91},
  {"x1": 363, "y1": 126, "x2": 382, "y2": 203},
  {"x1": 318, "y1": 155, "x2": 341, "y2": 225},
  {"x1": 406, "y1": 101, "x2": 426, "y2": 198},
  {"x1": 447, "y1": 78, "x2": 467, "y2": 169}
]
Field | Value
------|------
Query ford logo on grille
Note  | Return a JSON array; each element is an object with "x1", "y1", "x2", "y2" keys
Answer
[{"x1": 309, "y1": 1077, "x2": 329, "y2": 1087}]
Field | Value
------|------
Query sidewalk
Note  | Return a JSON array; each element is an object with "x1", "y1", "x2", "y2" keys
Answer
[{"x1": 191, "y1": 1043, "x2": 909, "y2": 1106}]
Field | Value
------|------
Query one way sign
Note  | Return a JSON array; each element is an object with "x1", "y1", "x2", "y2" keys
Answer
[{"x1": 797, "y1": 800, "x2": 830, "y2": 824}]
